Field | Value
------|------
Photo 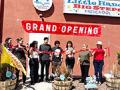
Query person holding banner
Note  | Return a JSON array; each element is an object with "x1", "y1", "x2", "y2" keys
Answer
[
  {"x1": 65, "y1": 41, "x2": 75, "y2": 76},
  {"x1": 12, "y1": 38, "x2": 27, "y2": 85},
  {"x1": 92, "y1": 41, "x2": 107, "y2": 85},
  {"x1": 39, "y1": 37, "x2": 51, "y2": 82},
  {"x1": 52, "y1": 40, "x2": 63, "y2": 76},
  {"x1": 77, "y1": 44, "x2": 92, "y2": 84},
  {"x1": 29, "y1": 41, "x2": 39, "y2": 85},
  {"x1": 4, "y1": 37, "x2": 13, "y2": 52}
]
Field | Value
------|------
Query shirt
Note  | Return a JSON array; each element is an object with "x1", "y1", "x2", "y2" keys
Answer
[
  {"x1": 52, "y1": 46, "x2": 63, "y2": 62},
  {"x1": 39, "y1": 44, "x2": 51, "y2": 60},
  {"x1": 4, "y1": 43, "x2": 13, "y2": 52},
  {"x1": 12, "y1": 45, "x2": 26, "y2": 60},
  {"x1": 79, "y1": 50, "x2": 91, "y2": 61},
  {"x1": 66, "y1": 47, "x2": 75, "y2": 58},
  {"x1": 93, "y1": 48, "x2": 105, "y2": 60},
  {"x1": 30, "y1": 48, "x2": 39, "y2": 59}
]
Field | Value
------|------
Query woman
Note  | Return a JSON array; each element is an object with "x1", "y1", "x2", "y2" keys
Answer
[
  {"x1": 65, "y1": 41, "x2": 75, "y2": 75},
  {"x1": 93, "y1": 41, "x2": 106, "y2": 84},
  {"x1": 29, "y1": 41, "x2": 39, "y2": 85},
  {"x1": 4, "y1": 37, "x2": 13, "y2": 52},
  {"x1": 78, "y1": 44, "x2": 91, "y2": 84},
  {"x1": 52, "y1": 40, "x2": 63, "y2": 76}
]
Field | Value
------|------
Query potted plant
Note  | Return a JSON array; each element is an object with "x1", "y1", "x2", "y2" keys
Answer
[{"x1": 52, "y1": 64, "x2": 73, "y2": 90}]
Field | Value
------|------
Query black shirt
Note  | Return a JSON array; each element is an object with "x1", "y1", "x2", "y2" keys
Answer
[
  {"x1": 52, "y1": 46, "x2": 63, "y2": 62},
  {"x1": 12, "y1": 45, "x2": 26, "y2": 60},
  {"x1": 39, "y1": 44, "x2": 51, "y2": 60}
]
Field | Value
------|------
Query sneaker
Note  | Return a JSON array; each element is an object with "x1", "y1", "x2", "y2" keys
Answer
[{"x1": 98, "y1": 82, "x2": 101, "y2": 86}]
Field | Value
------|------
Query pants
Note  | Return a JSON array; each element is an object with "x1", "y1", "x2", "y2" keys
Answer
[
  {"x1": 80, "y1": 61, "x2": 90, "y2": 84},
  {"x1": 16, "y1": 69, "x2": 26, "y2": 84},
  {"x1": 16, "y1": 59, "x2": 26, "y2": 86},
  {"x1": 41, "y1": 60, "x2": 50, "y2": 81},
  {"x1": 66, "y1": 57, "x2": 75, "y2": 74},
  {"x1": 29, "y1": 58, "x2": 39, "y2": 84},
  {"x1": 52, "y1": 61, "x2": 61, "y2": 75},
  {"x1": 93, "y1": 60, "x2": 104, "y2": 83}
]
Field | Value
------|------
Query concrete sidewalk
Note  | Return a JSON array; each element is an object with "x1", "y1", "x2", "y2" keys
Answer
[{"x1": 17, "y1": 80, "x2": 109, "y2": 90}]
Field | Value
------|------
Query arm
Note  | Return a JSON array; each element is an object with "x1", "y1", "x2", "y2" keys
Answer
[
  {"x1": 77, "y1": 57, "x2": 80, "y2": 65},
  {"x1": 65, "y1": 48, "x2": 69, "y2": 55},
  {"x1": 29, "y1": 47, "x2": 33, "y2": 57},
  {"x1": 77, "y1": 53, "x2": 82, "y2": 65},
  {"x1": 104, "y1": 49, "x2": 107, "y2": 57},
  {"x1": 89, "y1": 50, "x2": 92, "y2": 57}
]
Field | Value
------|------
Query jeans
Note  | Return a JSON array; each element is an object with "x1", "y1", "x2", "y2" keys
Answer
[
  {"x1": 40, "y1": 60, "x2": 50, "y2": 81},
  {"x1": 29, "y1": 58, "x2": 39, "y2": 84},
  {"x1": 93, "y1": 60, "x2": 104, "y2": 83},
  {"x1": 80, "y1": 60, "x2": 90, "y2": 84}
]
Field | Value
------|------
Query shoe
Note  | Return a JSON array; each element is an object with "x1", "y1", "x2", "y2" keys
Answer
[
  {"x1": 46, "y1": 79, "x2": 50, "y2": 82},
  {"x1": 30, "y1": 81, "x2": 35, "y2": 85},
  {"x1": 97, "y1": 82, "x2": 101, "y2": 86},
  {"x1": 31, "y1": 82, "x2": 35, "y2": 85},
  {"x1": 39, "y1": 79, "x2": 43, "y2": 82}
]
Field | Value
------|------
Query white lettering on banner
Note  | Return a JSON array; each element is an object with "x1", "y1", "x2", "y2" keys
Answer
[
  {"x1": 33, "y1": 23, "x2": 38, "y2": 30},
  {"x1": 67, "y1": 26, "x2": 72, "y2": 33},
  {"x1": 52, "y1": 25, "x2": 57, "y2": 32},
  {"x1": 61, "y1": 26, "x2": 99, "y2": 35},
  {"x1": 61, "y1": 26, "x2": 67, "y2": 33},
  {"x1": 93, "y1": 28, "x2": 99, "y2": 34},
  {"x1": 39, "y1": 24, "x2": 44, "y2": 31},
  {"x1": 79, "y1": 27, "x2": 84, "y2": 33},
  {"x1": 26, "y1": 23, "x2": 31, "y2": 30},
  {"x1": 22, "y1": 21, "x2": 101, "y2": 36},
  {"x1": 46, "y1": 24, "x2": 51, "y2": 32},
  {"x1": 73, "y1": 26, "x2": 78, "y2": 34},
  {"x1": 87, "y1": 27, "x2": 92, "y2": 35}
]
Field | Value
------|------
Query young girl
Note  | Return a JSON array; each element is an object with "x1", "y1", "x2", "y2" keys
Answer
[
  {"x1": 29, "y1": 41, "x2": 39, "y2": 85},
  {"x1": 65, "y1": 41, "x2": 75, "y2": 76}
]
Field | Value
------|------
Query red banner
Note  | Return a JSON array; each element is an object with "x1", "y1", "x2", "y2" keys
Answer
[{"x1": 22, "y1": 20, "x2": 101, "y2": 37}]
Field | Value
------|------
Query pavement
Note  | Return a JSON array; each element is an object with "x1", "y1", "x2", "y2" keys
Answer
[{"x1": 16, "y1": 79, "x2": 110, "y2": 90}]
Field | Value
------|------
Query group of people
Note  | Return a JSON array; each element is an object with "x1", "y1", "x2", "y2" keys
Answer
[{"x1": 4, "y1": 37, "x2": 106, "y2": 86}]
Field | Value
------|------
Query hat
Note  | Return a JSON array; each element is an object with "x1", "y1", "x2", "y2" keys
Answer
[{"x1": 96, "y1": 41, "x2": 102, "y2": 45}]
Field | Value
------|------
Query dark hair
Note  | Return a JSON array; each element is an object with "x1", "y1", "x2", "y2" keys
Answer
[
  {"x1": 44, "y1": 37, "x2": 49, "y2": 41},
  {"x1": 30, "y1": 41, "x2": 38, "y2": 48},
  {"x1": 66, "y1": 41, "x2": 73, "y2": 48},
  {"x1": 97, "y1": 44, "x2": 102, "y2": 49},
  {"x1": 16, "y1": 37, "x2": 23, "y2": 42},
  {"x1": 5, "y1": 37, "x2": 12, "y2": 43},
  {"x1": 54, "y1": 40, "x2": 60, "y2": 45}
]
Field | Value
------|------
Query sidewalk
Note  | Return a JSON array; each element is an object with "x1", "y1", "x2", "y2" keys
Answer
[{"x1": 17, "y1": 79, "x2": 109, "y2": 90}]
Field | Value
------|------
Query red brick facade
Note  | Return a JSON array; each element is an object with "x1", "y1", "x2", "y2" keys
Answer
[{"x1": 2, "y1": 0, "x2": 120, "y2": 75}]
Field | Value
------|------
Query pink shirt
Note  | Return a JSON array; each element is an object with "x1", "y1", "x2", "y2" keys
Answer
[{"x1": 93, "y1": 48, "x2": 105, "y2": 60}]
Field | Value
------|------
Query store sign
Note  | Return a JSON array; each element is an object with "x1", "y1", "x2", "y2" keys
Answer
[
  {"x1": 33, "y1": 0, "x2": 52, "y2": 11},
  {"x1": 64, "y1": 0, "x2": 120, "y2": 17},
  {"x1": 22, "y1": 20, "x2": 101, "y2": 37}
]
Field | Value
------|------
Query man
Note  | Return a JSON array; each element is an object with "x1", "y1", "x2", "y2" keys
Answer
[
  {"x1": 39, "y1": 37, "x2": 51, "y2": 82},
  {"x1": 12, "y1": 38, "x2": 27, "y2": 86},
  {"x1": 52, "y1": 40, "x2": 63, "y2": 76}
]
